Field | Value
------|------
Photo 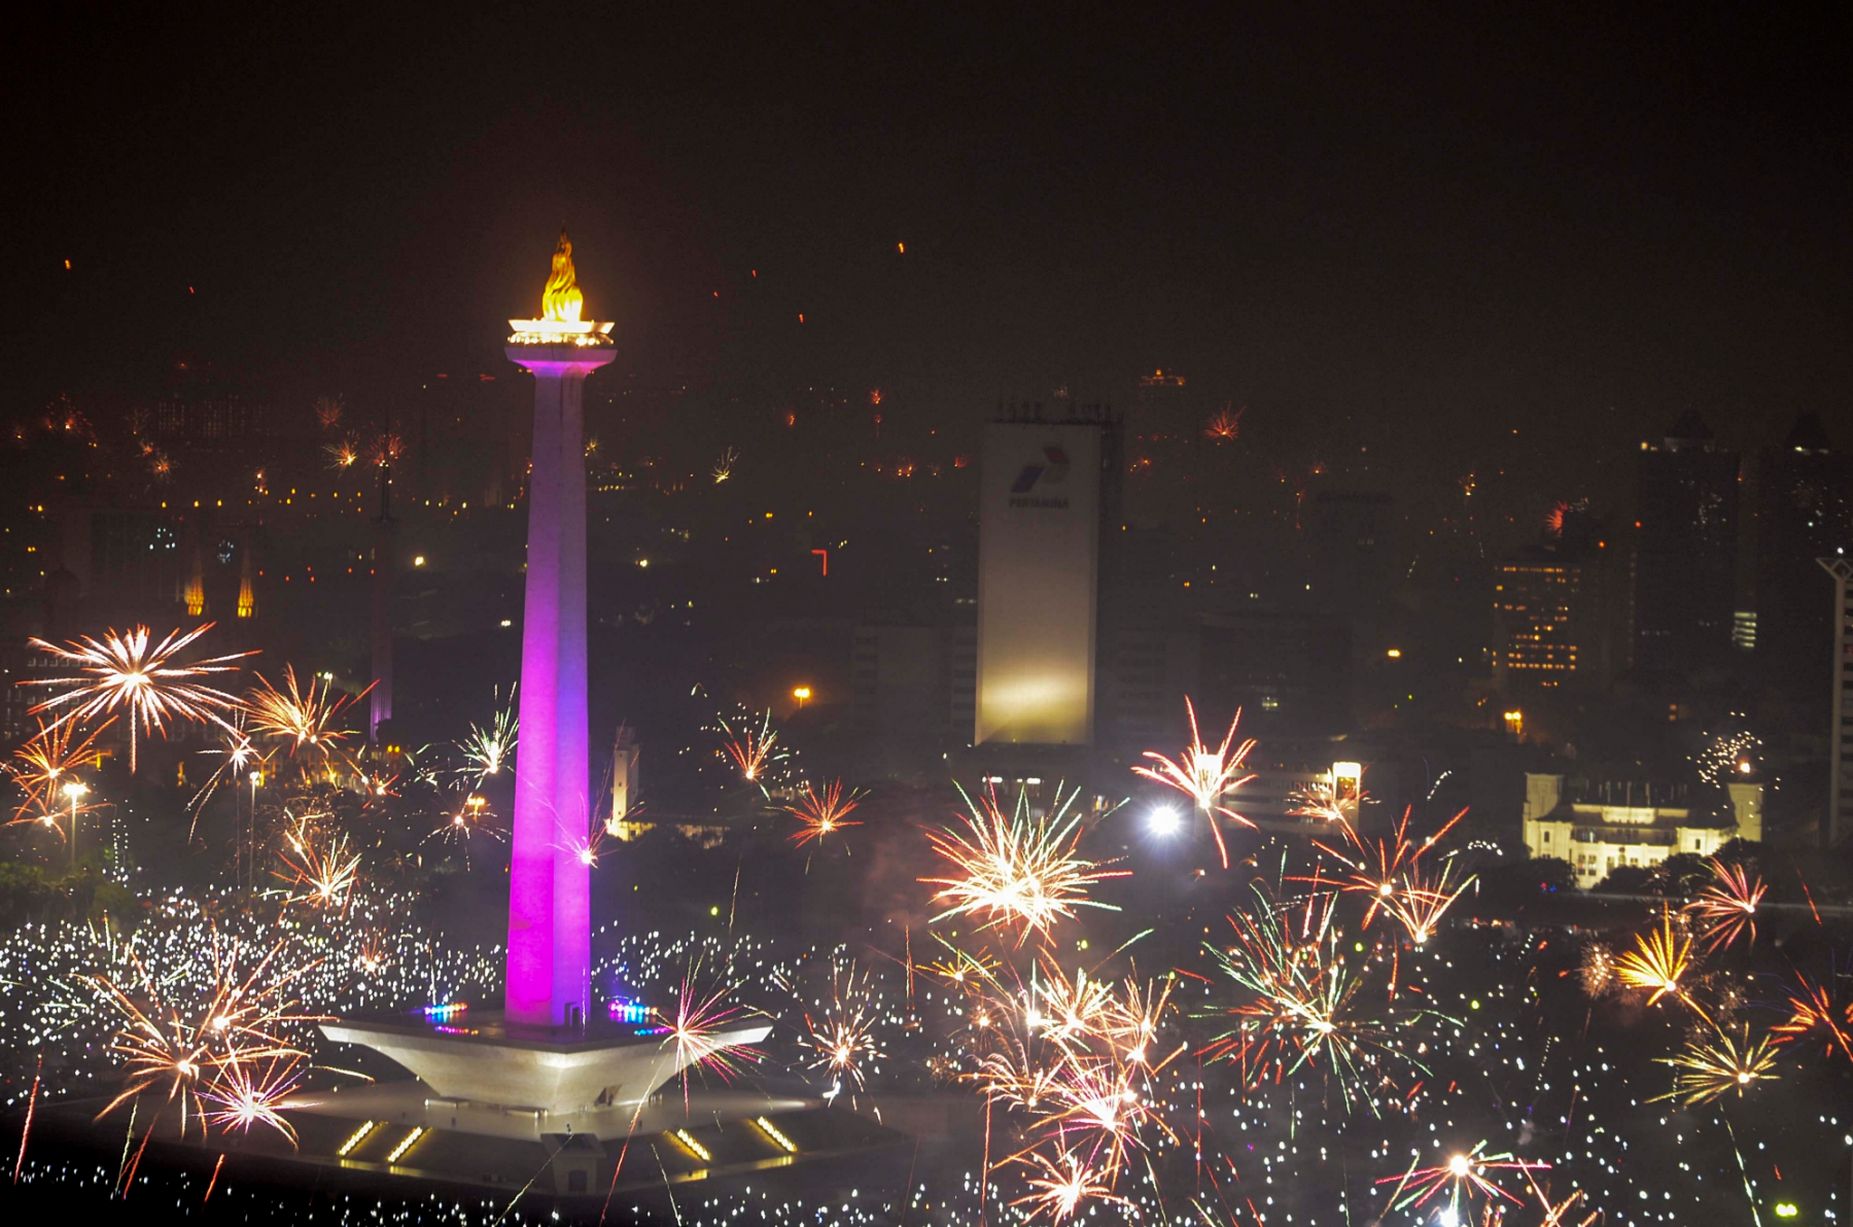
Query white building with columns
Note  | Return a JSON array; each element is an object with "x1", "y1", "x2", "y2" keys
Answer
[{"x1": 1521, "y1": 772, "x2": 1763, "y2": 890}]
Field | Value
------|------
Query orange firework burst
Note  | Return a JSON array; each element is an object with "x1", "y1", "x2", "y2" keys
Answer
[
  {"x1": 800, "y1": 960, "x2": 885, "y2": 1102},
  {"x1": 1306, "y1": 806, "x2": 1467, "y2": 935},
  {"x1": 1286, "y1": 776, "x2": 1364, "y2": 824},
  {"x1": 24, "y1": 623, "x2": 252, "y2": 772},
  {"x1": 1652, "y1": 1022, "x2": 1779, "y2": 1105},
  {"x1": 1132, "y1": 697, "x2": 1256, "y2": 867},
  {"x1": 717, "y1": 709, "x2": 781, "y2": 785},
  {"x1": 1203, "y1": 404, "x2": 1244, "y2": 443},
  {"x1": 275, "y1": 815, "x2": 361, "y2": 910},
  {"x1": 782, "y1": 779, "x2": 865, "y2": 847},
  {"x1": 922, "y1": 786, "x2": 1127, "y2": 946},
  {"x1": 961, "y1": 957, "x2": 1181, "y2": 1191},
  {"x1": 245, "y1": 666, "x2": 369, "y2": 762},
  {"x1": 324, "y1": 437, "x2": 360, "y2": 470},
  {"x1": 369, "y1": 432, "x2": 404, "y2": 468},
  {"x1": 1392, "y1": 854, "x2": 1477, "y2": 947},
  {"x1": 1614, "y1": 907, "x2": 1707, "y2": 1019},
  {"x1": 1770, "y1": 973, "x2": 1853, "y2": 1062},
  {"x1": 1685, "y1": 858, "x2": 1767, "y2": 953},
  {"x1": 88, "y1": 933, "x2": 322, "y2": 1134},
  {"x1": 7, "y1": 716, "x2": 113, "y2": 824}
]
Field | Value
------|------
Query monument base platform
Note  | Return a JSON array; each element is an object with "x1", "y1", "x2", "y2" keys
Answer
[
  {"x1": 285, "y1": 1079, "x2": 814, "y2": 1143},
  {"x1": 318, "y1": 1009, "x2": 773, "y2": 1131},
  {"x1": 30, "y1": 1092, "x2": 909, "y2": 1206}
]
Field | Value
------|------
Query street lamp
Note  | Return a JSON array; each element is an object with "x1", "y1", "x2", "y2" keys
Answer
[
  {"x1": 792, "y1": 685, "x2": 813, "y2": 711},
  {"x1": 61, "y1": 779, "x2": 89, "y2": 869}
]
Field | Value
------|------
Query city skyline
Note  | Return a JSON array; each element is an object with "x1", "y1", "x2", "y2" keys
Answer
[{"x1": 8, "y1": 9, "x2": 1850, "y2": 487}]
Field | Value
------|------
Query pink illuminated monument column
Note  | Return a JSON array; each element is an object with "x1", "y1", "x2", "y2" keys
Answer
[{"x1": 504, "y1": 231, "x2": 614, "y2": 1028}]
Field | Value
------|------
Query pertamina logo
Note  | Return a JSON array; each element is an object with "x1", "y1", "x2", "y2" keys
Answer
[{"x1": 1009, "y1": 445, "x2": 1072, "y2": 509}]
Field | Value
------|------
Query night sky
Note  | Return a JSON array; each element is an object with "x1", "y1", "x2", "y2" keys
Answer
[{"x1": 8, "y1": 7, "x2": 1850, "y2": 488}]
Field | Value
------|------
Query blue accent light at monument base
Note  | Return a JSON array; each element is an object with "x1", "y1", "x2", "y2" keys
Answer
[{"x1": 606, "y1": 997, "x2": 652, "y2": 1024}]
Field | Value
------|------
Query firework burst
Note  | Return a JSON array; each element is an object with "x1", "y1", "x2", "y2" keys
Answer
[
  {"x1": 782, "y1": 779, "x2": 865, "y2": 847},
  {"x1": 86, "y1": 932, "x2": 323, "y2": 1134},
  {"x1": 324, "y1": 436, "x2": 360, "y2": 470},
  {"x1": 800, "y1": 960, "x2": 885, "y2": 1102},
  {"x1": 1685, "y1": 858, "x2": 1767, "y2": 953},
  {"x1": 1770, "y1": 972, "x2": 1853, "y2": 1062},
  {"x1": 1306, "y1": 805, "x2": 1468, "y2": 935},
  {"x1": 1376, "y1": 1140, "x2": 1548, "y2": 1217},
  {"x1": 1203, "y1": 404, "x2": 1244, "y2": 443},
  {"x1": 1286, "y1": 775, "x2": 1364, "y2": 823},
  {"x1": 1010, "y1": 1147, "x2": 1127, "y2": 1223},
  {"x1": 711, "y1": 446, "x2": 739, "y2": 483},
  {"x1": 245, "y1": 666, "x2": 369, "y2": 764},
  {"x1": 185, "y1": 710, "x2": 263, "y2": 832},
  {"x1": 1204, "y1": 885, "x2": 1408, "y2": 1108},
  {"x1": 275, "y1": 815, "x2": 361, "y2": 911},
  {"x1": 1132, "y1": 697, "x2": 1256, "y2": 867},
  {"x1": 200, "y1": 1050, "x2": 305, "y2": 1145},
  {"x1": 922, "y1": 786, "x2": 1127, "y2": 946},
  {"x1": 1653, "y1": 1022, "x2": 1779, "y2": 1105},
  {"x1": 662, "y1": 963, "x2": 765, "y2": 1108},
  {"x1": 24, "y1": 623, "x2": 253, "y2": 772},
  {"x1": 1391, "y1": 853, "x2": 1477, "y2": 947},
  {"x1": 7, "y1": 716, "x2": 113, "y2": 824},
  {"x1": 717, "y1": 708, "x2": 781, "y2": 786},
  {"x1": 456, "y1": 686, "x2": 518, "y2": 785},
  {"x1": 1614, "y1": 907, "x2": 1707, "y2": 1019}
]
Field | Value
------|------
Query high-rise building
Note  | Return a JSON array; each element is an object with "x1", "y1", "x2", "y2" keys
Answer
[
  {"x1": 1821, "y1": 557, "x2": 1853, "y2": 849},
  {"x1": 1756, "y1": 414, "x2": 1853, "y2": 708},
  {"x1": 1632, "y1": 411, "x2": 1739, "y2": 673},
  {"x1": 1492, "y1": 547, "x2": 1582, "y2": 687},
  {"x1": 1307, "y1": 490, "x2": 1396, "y2": 617},
  {"x1": 974, "y1": 410, "x2": 1107, "y2": 746}
]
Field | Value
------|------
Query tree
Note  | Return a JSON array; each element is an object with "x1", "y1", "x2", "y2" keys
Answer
[
  {"x1": 0, "y1": 861, "x2": 54, "y2": 925},
  {"x1": 1649, "y1": 853, "x2": 1711, "y2": 898},
  {"x1": 1594, "y1": 864, "x2": 1654, "y2": 895}
]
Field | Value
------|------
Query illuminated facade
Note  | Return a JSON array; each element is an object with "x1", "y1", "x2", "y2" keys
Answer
[
  {"x1": 975, "y1": 415, "x2": 1104, "y2": 745},
  {"x1": 1521, "y1": 773, "x2": 1762, "y2": 889}
]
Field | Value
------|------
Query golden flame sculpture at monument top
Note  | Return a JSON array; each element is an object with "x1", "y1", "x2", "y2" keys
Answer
[{"x1": 509, "y1": 228, "x2": 614, "y2": 346}]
